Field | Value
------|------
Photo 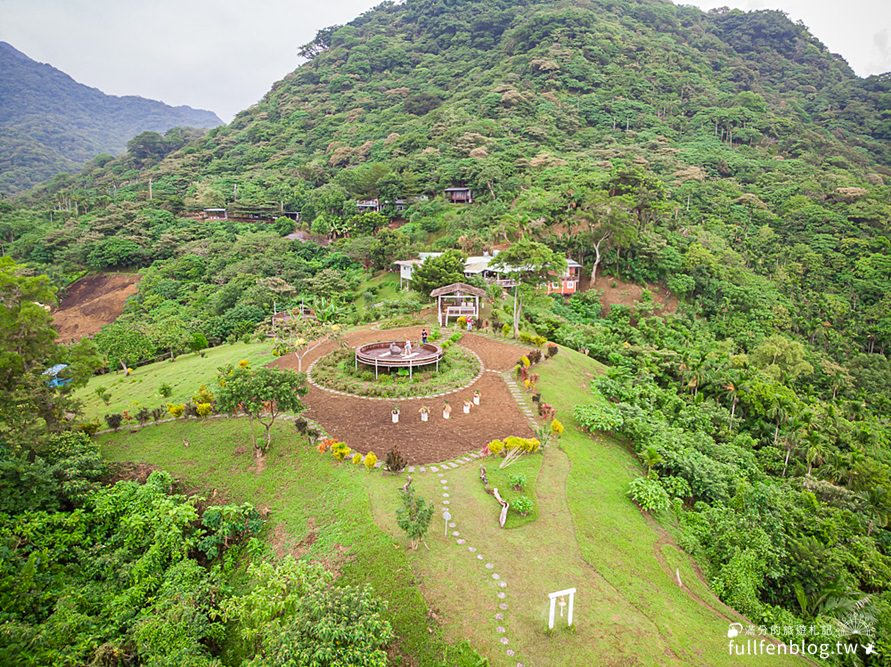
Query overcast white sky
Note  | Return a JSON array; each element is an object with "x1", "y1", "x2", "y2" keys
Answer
[{"x1": 1, "y1": 0, "x2": 889, "y2": 122}]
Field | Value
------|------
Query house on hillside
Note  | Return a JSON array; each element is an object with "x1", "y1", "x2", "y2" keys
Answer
[
  {"x1": 444, "y1": 187, "x2": 473, "y2": 204},
  {"x1": 545, "y1": 259, "x2": 582, "y2": 296},
  {"x1": 356, "y1": 199, "x2": 381, "y2": 213},
  {"x1": 395, "y1": 250, "x2": 582, "y2": 295}
]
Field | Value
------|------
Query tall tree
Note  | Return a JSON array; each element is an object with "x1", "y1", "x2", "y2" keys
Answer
[{"x1": 491, "y1": 240, "x2": 566, "y2": 338}]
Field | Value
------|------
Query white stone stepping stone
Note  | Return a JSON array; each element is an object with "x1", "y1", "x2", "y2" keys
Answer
[
  {"x1": 449, "y1": 521, "x2": 456, "y2": 528},
  {"x1": 442, "y1": 500, "x2": 450, "y2": 505},
  {"x1": 498, "y1": 581, "x2": 507, "y2": 588},
  {"x1": 419, "y1": 467, "x2": 426, "y2": 472},
  {"x1": 497, "y1": 592, "x2": 506, "y2": 599},
  {"x1": 456, "y1": 538, "x2": 465, "y2": 544},
  {"x1": 442, "y1": 493, "x2": 449, "y2": 497},
  {"x1": 468, "y1": 546, "x2": 476, "y2": 552},
  {"x1": 439, "y1": 479, "x2": 448, "y2": 484},
  {"x1": 437, "y1": 472, "x2": 444, "y2": 476},
  {"x1": 451, "y1": 531, "x2": 460, "y2": 537},
  {"x1": 492, "y1": 573, "x2": 500, "y2": 580},
  {"x1": 507, "y1": 649, "x2": 515, "y2": 657},
  {"x1": 485, "y1": 562, "x2": 494, "y2": 569},
  {"x1": 442, "y1": 486, "x2": 449, "y2": 491},
  {"x1": 500, "y1": 637, "x2": 509, "y2": 645},
  {"x1": 477, "y1": 554, "x2": 484, "y2": 560},
  {"x1": 495, "y1": 613, "x2": 504, "y2": 621},
  {"x1": 499, "y1": 602, "x2": 508, "y2": 610},
  {"x1": 408, "y1": 466, "x2": 415, "y2": 473},
  {"x1": 430, "y1": 466, "x2": 439, "y2": 472},
  {"x1": 497, "y1": 626, "x2": 506, "y2": 634}
]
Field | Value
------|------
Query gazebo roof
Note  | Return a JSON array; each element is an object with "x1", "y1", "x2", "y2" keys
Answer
[{"x1": 430, "y1": 282, "x2": 487, "y2": 298}]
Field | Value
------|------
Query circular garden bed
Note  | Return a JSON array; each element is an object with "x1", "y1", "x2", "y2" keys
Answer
[{"x1": 311, "y1": 344, "x2": 480, "y2": 399}]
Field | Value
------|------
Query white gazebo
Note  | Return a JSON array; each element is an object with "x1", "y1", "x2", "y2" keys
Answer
[{"x1": 430, "y1": 283, "x2": 487, "y2": 326}]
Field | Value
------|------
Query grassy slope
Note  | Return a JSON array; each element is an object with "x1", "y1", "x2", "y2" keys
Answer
[
  {"x1": 356, "y1": 272, "x2": 402, "y2": 317},
  {"x1": 534, "y1": 346, "x2": 801, "y2": 665},
  {"x1": 93, "y1": 338, "x2": 801, "y2": 665},
  {"x1": 98, "y1": 419, "x2": 467, "y2": 666},
  {"x1": 75, "y1": 342, "x2": 274, "y2": 421}
]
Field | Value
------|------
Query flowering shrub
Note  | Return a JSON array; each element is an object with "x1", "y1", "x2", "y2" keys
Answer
[
  {"x1": 504, "y1": 436, "x2": 540, "y2": 453},
  {"x1": 196, "y1": 402, "x2": 213, "y2": 417},
  {"x1": 546, "y1": 343, "x2": 559, "y2": 358},
  {"x1": 238, "y1": 359, "x2": 250, "y2": 369},
  {"x1": 167, "y1": 403, "x2": 185, "y2": 418},
  {"x1": 364, "y1": 451, "x2": 378, "y2": 471},
  {"x1": 352, "y1": 452, "x2": 364, "y2": 465},
  {"x1": 550, "y1": 418, "x2": 564, "y2": 436},
  {"x1": 317, "y1": 438, "x2": 337, "y2": 454},
  {"x1": 331, "y1": 441, "x2": 351, "y2": 461},
  {"x1": 486, "y1": 439, "x2": 505, "y2": 456}
]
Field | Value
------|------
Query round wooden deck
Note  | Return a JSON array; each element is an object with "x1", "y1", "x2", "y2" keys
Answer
[{"x1": 355, "y1": 341, "x2": 443, "y2": 375}]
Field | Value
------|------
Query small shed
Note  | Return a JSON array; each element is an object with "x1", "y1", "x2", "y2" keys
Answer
[
  {"x1": 444, "y1": 187, "x2": 473, "y2": 204},
  {"x1": 203, "y1": 208, "x2": 228, "y2": 220},
  {"x1": 430, "y1": 283, "x2": 487, "y2": 326}
]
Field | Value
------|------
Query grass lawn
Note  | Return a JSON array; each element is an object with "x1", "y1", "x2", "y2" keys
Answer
[
  {"x1": 94, "y1": 339, "x2": 802, "y2": 666},
  {"x1": 533, "y1": 346, "x2": 802, "y2": 665},
  {"x1": 75, "y1": 341, "x2": 274, "y2": 421},
  {"x1": 98, "y1": 418, "x2": 482, "y2": 666}
]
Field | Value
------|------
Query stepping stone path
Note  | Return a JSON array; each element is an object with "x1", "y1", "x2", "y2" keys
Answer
[
  {"x1": 436, "y1": 471, "x2": 524, "y2": 667},
  {"x1": 503, "y1": 373, "x2": 538, "y2": 430}
]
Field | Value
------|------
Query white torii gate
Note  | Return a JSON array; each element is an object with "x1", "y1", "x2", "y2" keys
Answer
[{"x1": 547, "y1": 587, "x2": 576, "y2": 630}]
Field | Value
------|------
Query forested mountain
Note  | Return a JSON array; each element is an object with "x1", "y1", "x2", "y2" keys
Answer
[
  {"x1": 2, "y1": 0, "x2": 891, "y2": 663},
  {"x1": 0, "y1": 41, "x2": 222, "y2": 194}
]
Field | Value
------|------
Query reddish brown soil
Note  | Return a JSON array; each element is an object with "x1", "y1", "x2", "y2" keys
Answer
[
  {"x1": 582, "y1": 275, "x2": 678, "y2": 315},
  {"x1": 53, "y1": 273, "x2": 140, "y2": 342},
  {"x1": 271, "y1": 327, "x2": 534, "y2": 464}
]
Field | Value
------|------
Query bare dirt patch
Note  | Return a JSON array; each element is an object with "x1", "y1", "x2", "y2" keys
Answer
[
  {"x1": 271, "y1": 328, "x2": 533, "y2": 463},
  {"x1": 581, "y1": 275, "x2": 677, "y2": 315},
  {"x1": 53, "y1": 272, "x2": 141, "y2": 342}
]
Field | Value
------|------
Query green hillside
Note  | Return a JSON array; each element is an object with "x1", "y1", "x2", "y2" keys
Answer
[{"x1": 0, "y1": 41, "x2": 222, "y2": 194}]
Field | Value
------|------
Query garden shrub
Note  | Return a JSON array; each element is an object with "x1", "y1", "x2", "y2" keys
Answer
[
  {"x1": 509, "y1": 473, "x2": 527, "y2": 490},
  {"x1": 486, "y1": 439, "x2": 505, "y2": 456},
  {"x1": 512, "y1": 496, "x2": 533, "y2": 516},
  {"x1": 546, "y1": 343, "x2": 559, "y2": 358},
  {"x1": 385, "y1": 447, "x2": 406, "y2": 472},
  {"x1": 196, "y1": 403, "x2": 213, "y2": 417},
  {"x1": 330, "y1": 441, "x2": 351, "y2": 461},
  {"x1": 504, "y1": 436, "x2": 540, "y2": 453},
  {"x1": 352, "y1": 452, "x2": 363, "y2": 465},
  {"x1": 574, "y1": 400, "x2": 623, "y2": 432},
  {"x1": 159, "y1": 382, "x2": 173, "y2": 398},
  {"x1": 192, "y1": 384, "x2": 215, "y2": 405},
  {"x1": 167, "y1": 403, "x2": 186, "y2": 418},
  {"x1": 364, "y1": 451, "x2": 377, "y2": 471},
  {"x1": 550, "y1": 418, "x2": 564, "y2": 436},
  {"x1": 104, "y1": 413, "x2": 123, "y2": 430},
  {"x1": 627, "y1": 477, "x2": 670, "y2": 512}
]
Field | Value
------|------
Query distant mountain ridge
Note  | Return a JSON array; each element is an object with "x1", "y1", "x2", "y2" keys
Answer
[{"x1": 0, "y1": 41, "x2": 222, "y2": 194}]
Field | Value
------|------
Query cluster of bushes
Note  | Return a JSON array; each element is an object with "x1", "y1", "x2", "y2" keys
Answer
[
  {"x1": 317, "y1": 438, "x2": 378, "y2": 470},
  {"x1": 101, "y1": 384, "x2": 219, "y2": 430},
  {"x1": 518, "y1": 331, "x2": 548, "y2": 347},
  {"x1": 484, "y1": 436, "x2": 542, "y2": 457},
  {"x1": 439, "y1": 330, "x2": 463, "y2": 350}
]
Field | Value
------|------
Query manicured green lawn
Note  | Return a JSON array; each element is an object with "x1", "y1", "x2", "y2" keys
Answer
[
  {"x1": 98, "y1": 418, "x2": 480, "y2": 666},
  {"x1": 75, "y1": 341, "x2": 274, "y2": 421}
]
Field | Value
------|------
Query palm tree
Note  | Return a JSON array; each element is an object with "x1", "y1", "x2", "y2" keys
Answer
[{"x1": 640, "y1": 445, "x2": 663, "y2": 476}]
